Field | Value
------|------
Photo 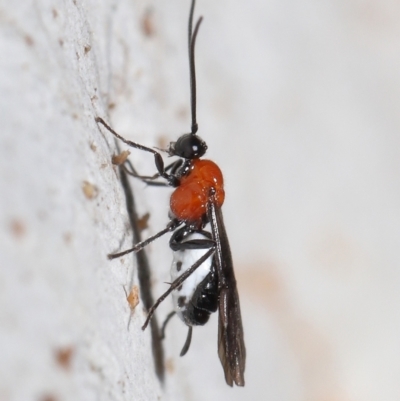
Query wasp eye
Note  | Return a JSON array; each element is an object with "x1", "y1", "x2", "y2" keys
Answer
[{"x1": 169, "y1": 134, "x2": 207, "y2": 159}]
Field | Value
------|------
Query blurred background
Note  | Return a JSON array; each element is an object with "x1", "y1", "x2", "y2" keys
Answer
[
  {"x1": 1, "y1": 0, "x2": 399, "y2": 400},
  {"x1": 153, "y1": 1, "x2": 400, "y2": 399}
]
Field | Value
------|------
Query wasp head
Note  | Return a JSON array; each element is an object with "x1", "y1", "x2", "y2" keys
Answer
[{"x1": 168, "y1": 134, "x2": 207, "y2": 159}]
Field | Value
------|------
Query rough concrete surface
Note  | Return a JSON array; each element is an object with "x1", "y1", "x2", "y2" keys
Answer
[{"x1": 1, "y1": 0, "x2": 400, "y2": 401}]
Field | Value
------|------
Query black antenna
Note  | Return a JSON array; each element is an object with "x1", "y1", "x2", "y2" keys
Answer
[{"x1": 188, "y1": 0, "x2": 203, "y2": 135}]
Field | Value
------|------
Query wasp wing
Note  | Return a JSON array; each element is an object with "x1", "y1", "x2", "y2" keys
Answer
[{"x1": 207, "y1": 200, "x2": 246, "y2": 386}]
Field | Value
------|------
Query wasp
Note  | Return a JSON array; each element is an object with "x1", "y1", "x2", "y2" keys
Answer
[{"x1": 96, "y1": 0, "x2": 246, "y2": 386}]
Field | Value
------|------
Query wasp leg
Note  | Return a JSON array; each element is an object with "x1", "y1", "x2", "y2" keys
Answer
[
  {"x1": 122, "y1": 159, "x2": 183, "y2": 187},
  {"x1": 159, "y1": 312, "x2": 193, "y2": 356},
  {"x1": 170, "y1": 226, "x2": 215, "y2": 251},
  {"x1": 180, "y1": 326, "x2": 193, "y2": 356},
  {"x1": 160, "y1": 311, "x2": 176, "y2": 339},
  {"x1": 142, "y1": 247, "x2": 215, "y2": 330},
  {"x1": 108, "y1": 219, "x2": 182, "y2": 259},
  {"x1": 95, "y1": 117, "x2": 180, "y2": 186}
]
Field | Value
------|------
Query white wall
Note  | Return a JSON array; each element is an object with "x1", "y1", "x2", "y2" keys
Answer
[{"x1": 1, "y1": 0, "x2": 399, "y2": 400}]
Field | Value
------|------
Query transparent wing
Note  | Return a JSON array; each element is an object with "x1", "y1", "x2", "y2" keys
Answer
[
  {"x1": 218, "y1": 286, "x2": 246, "y2": 386},
  {"x1": 207, "y1": 200, "x2": 246, "y2": 386}
]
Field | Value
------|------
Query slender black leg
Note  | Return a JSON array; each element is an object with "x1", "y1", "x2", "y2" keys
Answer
[
  {"x1": 108, "y1": 219, "x2": 182, "y2": 259},
  {"x1": 180, "y1": 326, "x2": 193, "y2": 356},
  {"x1": 142, "y1": 247, "x2": 215, "y2": 330},
  {"x1": 95, "y1": 117, "x2": 180, "y2": 186},
  {"x1": 170, "y1": 226, "x2": 215, "y2": 251},
  {"x1": 123, "y1": 159, "x2": 183, "y2": 185},
  {"x1": 160, "y1": 311, "x2": 176, "y2": 339},
  {"x1": 160, "y1": 311, "x2": 193, "y2": 356},
  {"x1": 121, "y1": 159, "x2": 183, "y2": 187},
  {"x1": 171, "y1": 238, "x2": 215, "y2": 252}
]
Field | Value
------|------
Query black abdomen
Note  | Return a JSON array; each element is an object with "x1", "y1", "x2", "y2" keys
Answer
[{"x1": 184, "y1": 270, "x2": 218, "y2": 325}]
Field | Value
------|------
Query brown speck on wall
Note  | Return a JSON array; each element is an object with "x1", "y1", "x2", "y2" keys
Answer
[
  {"x1": 63, "y1": 232, "x2": 72, "y2": 244},
  {"x1": 10, "y1": 219, "x2": 26, "y2": 238},
  {"x1": 137, "y1": 212, "x2": 150, "y2": 232},
  {"x1": 54, "y1": 346, "x2": 74, "y2": 370},
  {"x1": 112, "y1": 150, "x2": 131, "y2": 166},
  {"x1": 82, "y1": 181, "x2": 98, "y2": 199},
  {"x1": 40, "y1": 394, "x2": 58, "y2": 401},
  {"x1": 165, "y1": 357, "x2": 175, "y2": 374},
  {"x1": 125, "y1": 285, "x2": 140, "y2": 311},
  {"x1": 141, "y1": 9, "x2": 155, "y2": 37},
  {"x1": 24, "y1": 35, "x2": 34, "y2": 46}
]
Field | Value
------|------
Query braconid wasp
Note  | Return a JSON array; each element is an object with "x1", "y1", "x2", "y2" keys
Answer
[{"x1": 96, "y1": 0, "x2": 246, "y2": 387}]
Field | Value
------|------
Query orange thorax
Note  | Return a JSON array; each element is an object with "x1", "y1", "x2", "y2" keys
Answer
[{"x1": 170, "y1": 159, "x2": 225, "y2": 223}]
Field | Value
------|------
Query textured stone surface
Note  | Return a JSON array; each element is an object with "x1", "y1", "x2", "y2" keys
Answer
[{"x1": 1, "y1": 0, "x2": 400, "y2": 400}]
